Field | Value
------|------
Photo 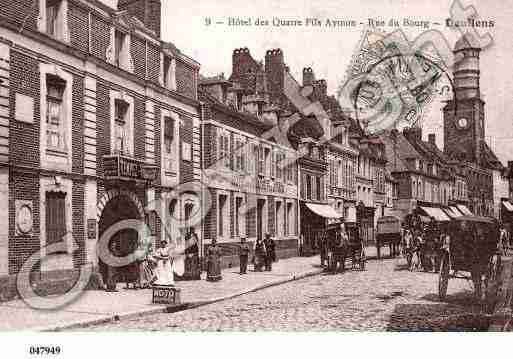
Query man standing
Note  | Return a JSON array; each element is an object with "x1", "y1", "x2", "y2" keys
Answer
[
  {"x1": 264, "y1": 233, "x2": 275, "y2": 271},
  {"x1": 239, "y1": 237, "x2": 250, "y2": 274}
]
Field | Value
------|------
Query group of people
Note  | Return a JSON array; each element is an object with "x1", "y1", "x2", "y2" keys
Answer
[
  {"x1": 115, "y1": 232, "x2": 279, "y2": 289},
  {"x1": 401, "y1": 216, "x2": 446, "y2": 272}
]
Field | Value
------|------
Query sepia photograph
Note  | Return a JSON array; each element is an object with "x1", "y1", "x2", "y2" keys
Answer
[{"x1": 0, "y1": 0, "x2": 513, "y2": 356}]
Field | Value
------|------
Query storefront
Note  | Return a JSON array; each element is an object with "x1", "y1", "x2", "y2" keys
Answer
[{"x1": 300, "y1": 202, "x2": 341, "y2": 256}]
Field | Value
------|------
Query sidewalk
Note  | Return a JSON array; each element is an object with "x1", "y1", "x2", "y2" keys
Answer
[{"x1": 0, "y1": 255, "x2": 323, "y2": 331}]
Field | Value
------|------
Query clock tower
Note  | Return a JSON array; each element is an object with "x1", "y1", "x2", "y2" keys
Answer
[{"x1": 443, "y1": 33, "x2": 485, "y2": 164}]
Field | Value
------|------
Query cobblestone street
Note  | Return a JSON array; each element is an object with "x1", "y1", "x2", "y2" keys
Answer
[{"x1": 78, "y1": 257, "x2": 490, "y2": 332}]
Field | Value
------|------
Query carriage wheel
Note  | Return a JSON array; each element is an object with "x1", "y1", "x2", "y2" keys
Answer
[{"x1": 438, "y1": 253, "x2": 449, "y2": 301}]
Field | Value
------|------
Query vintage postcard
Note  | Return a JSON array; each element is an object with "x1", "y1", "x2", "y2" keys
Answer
[{"x1": 0, "y1": 0, "x2": 512, "y2": 356}]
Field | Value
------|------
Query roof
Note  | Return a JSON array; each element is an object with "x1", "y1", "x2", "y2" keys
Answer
[
  {"x1": 481, "y1": 142, "x2": 504, "y2": 170},
  {"x1": 378, "y1": 130, "x2": 421, "y2": 172}
]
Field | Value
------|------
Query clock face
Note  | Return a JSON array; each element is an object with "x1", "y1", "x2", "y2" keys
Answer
[
  {"x1": 457, "y1": 117, "x2": 469, "y2": 129},
  {"x1": 17, "y1": 204, "x2": 33, "y2": 234}
]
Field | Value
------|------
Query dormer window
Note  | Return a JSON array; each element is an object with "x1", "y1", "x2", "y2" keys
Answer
[
  {"x1": 39, "y1": 0, "x2": 69, "y2": 42},
  {"x1": 162, "y1": 55, "x2": 176, "y2": 90}
]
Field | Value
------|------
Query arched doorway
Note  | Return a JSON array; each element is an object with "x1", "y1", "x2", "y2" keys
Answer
[{"x1": 98, "y1": 191, "x2": 144, "y2": 290}]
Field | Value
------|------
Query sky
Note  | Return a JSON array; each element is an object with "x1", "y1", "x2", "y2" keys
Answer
[{"x1": 103, "y1": 0, "x2": 513, "y2": 165}]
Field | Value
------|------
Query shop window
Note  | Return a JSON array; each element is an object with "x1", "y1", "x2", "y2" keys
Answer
[
  {"x1": 46, "y1": 75, "x2": 67, "y2": 153},
  {"x1": 45, "y1": 192, "x2": 66, "y2": 250},
  {"x1": 114, "y1": 99, "x2": 129, "y2": 155}
]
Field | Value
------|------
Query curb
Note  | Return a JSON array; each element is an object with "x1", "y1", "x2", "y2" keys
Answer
[{"x1": 39, "y1": 268, "x2": 323, "y2": 332}]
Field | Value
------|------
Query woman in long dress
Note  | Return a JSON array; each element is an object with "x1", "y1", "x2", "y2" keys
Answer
[
  {"x1": 183, "y1": 229, "x2": 201, "y2": 280},
  {"x1": 206, "y1": 239, "x2": 222, "y2": 281},
  {"x1": 153, "y1": 240, "x2": 175, "y2": 286},
  {"x1": 253, "y1": 238, "x2": 266, "y2": 272}
]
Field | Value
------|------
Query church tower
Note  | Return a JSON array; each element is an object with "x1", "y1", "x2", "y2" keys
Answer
[{"x1": 443, "y1": 33, "x2": 485, "y2": 164}]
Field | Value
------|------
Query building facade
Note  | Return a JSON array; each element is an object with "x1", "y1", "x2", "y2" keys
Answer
[
  {"x1": 199, "y1": 69, "x2": 299, "y2": 268},
  {"x1": 0, "y1": 0, "x2": 200, "y2": 299}
]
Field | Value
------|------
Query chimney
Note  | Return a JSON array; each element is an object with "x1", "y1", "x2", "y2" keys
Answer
[
  {"x1": 118, "y1": 0, "x2": 161, "y2": 38},
  {"x1": 303, "y1": 67, "x2": 315, "y2": 86},
  {"x1": 428, "y1": 133, "x2": 436, "y2": 145},
  {"x1": 265, "y1": 49, "x2": 285, "y2": 103}
]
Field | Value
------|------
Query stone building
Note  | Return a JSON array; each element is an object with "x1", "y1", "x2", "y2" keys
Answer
[
  {"x1": 0, "y1": 0, "x2": 200, "y2": 299},
  {"x1": 199, "y1": 67, "x2": 299, "y2": 268}
]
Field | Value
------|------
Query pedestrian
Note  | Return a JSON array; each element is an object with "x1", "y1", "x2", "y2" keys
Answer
[
  {"x1": 153, "y1": 240, "x2": 175, "y2": 286},
  {"x1": 239, "y1": 237, "x2": 250, "y2": 274},
  {"x1": 206, "y1": 238, "x2": 222, "y2": 281},
  {"x1": 182, "y1": 228, "x2": 201, "y2": 280},
  {"x1": 253, "y1": 237, "x2": 266, "y2": 272},
  {"x1": 320, "y1": 231, "x2": 327, "y2": 267},
  {"x1": 264, "y1": 233, "x2": 275, "y2": 271},
  {"x1": 135, "y1": 238, "x2": 154, "y2": 289}
]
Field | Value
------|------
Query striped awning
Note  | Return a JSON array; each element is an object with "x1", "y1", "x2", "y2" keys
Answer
[
  {"x1": 449, "y1": 206, "x2": 464, "y2": 217},
  {"x1": 457, "y1": 205, "x2": 473, "y2": 216},
  {"x1": 419, "y1": 206, "x2": 451, "y2": 221}
]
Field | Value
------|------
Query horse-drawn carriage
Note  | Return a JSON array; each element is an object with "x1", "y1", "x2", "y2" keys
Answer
[
  {"x1": 325, "y1": 222, "x2": 366, "y2": 271},
  {"x1": 375, "y1": 216, "x2": 402, "y2": 259},
  {"x1": 438, "y1": 215, "x2": 502, "y2": 311}
]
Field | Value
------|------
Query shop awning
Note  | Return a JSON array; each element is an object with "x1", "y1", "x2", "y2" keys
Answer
[
  {"x1": 442, "y1": 207, "x2": 460, "y2": 218},
  {"x1": 502, "y1": 201, "x2": 513, "y2": 212},
  {"x1": 419, "y1": 206, "x2": 451, "y2": 221},
  {"x1": 449, "y1": 206, "x2": 464, "y2": 217},
  {"x1": 305, "y1": 203, "x2": 342, "y2": 219},
  {"x1": 457, "y1": 204, "x2": 473, "y2": 216}
]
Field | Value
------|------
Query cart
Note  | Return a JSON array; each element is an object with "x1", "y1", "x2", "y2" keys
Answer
[
  {"x1": 325, "y1": 222, "x2": 366, "y2": 272},
  {"x1": 376, "y1": 216, "x2": 402, "y2": 259},
  {"x1": 438, "y1": 215, "x2": 502, "y2": 312}
]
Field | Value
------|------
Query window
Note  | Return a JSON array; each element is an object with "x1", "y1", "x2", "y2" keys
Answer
[
  {"x1": 235, "y1": 197, "x2": 243, "y2": 236},
  {"x1": 235, "y1": 139, "x2": 245, "y2": 172},
  {"x1": 316, "y1": 176, "x2": 322, "y2": 200},
  {"x1": 257, "y1": 146, "x2": 264, "y2": 175},
  {"x1": 286, "y1": 202, "x2": 293, "y2": 236},
  {"x1": 46, "y1": 0, "x2": 60, "y2": 37},
  {"x1": 218, "y1": 132, "x2": 230, "y2": 169},
  {"x1": 306, "y1": 175, "x2": 312, "y2": 200},
  {"x1": 218, "y1": 195, "x2": 227, "y2": 238},
  {"x1": 264, "y1": 148, "x2": 271, "y2": 176},
  {"x1": 184, "y1": 202, "x2": 194, "y2": 232},
  {"x1": 46, "y1": 192, "x2": 66, "y2": 249},
  {"x1": 46, "y1": 75, "x2": 66, "y2": 153},
  {"x1": 163, "y1": 116, "x2": 176, "y2": 171},
  {"x1": 114, "y1": 99, "x2": 129, "y2": 155},
  {"x1": 114, "y1": 30, "x2": 126, "y2": 68},
  {"x1": 236, "y1": 93, "x2": 243, "y2": 110}
]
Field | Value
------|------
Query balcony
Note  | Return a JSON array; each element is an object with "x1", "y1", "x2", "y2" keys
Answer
[
  {"x1": 256, "y1": 177, "x2": 284, "y2": 194},
  {"x1": 102, "y1": 154, "x2": 158, "y2": 184}
]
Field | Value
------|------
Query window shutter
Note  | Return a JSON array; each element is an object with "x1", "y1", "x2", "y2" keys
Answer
[{"x1": 165, "y1": 117, "x2": 174, "y2": 139}]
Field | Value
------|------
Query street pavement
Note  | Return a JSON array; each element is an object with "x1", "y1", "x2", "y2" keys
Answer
[
  {"x1": 76, "y1": 256, "x2": 489, "y2": 332},
  {"x1": 0, "y1": 255, "x2": 321, "y2": 331}
]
